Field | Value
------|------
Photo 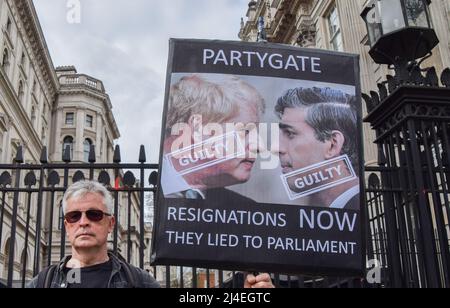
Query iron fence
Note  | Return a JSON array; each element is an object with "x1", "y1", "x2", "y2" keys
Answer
[
  {"x1": 0, "y1": 143, "x2": 448, "y2": 288},
  {"x1": 0, "y1": 145, "x2": 158, "y2": 288}
]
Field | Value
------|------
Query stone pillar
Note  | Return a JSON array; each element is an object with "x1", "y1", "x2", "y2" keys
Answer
[
  {"x1": 296, "y1": 21, "x2": 316, "y2": 48},
  {"x1": 53, "y1": 107, "x2": 63, "y2": 162},
  {"x1": 74, "y1": 108, "x2": 84, "y2": 161},
  {"x1": 95, "y1": 111, "x2": 102, "y2": 162}
]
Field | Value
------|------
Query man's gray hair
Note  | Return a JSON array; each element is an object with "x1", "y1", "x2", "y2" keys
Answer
[
  {"x1": 62, "y1": 180, "x2": 113, "y2": 215},
  {"x1": 275, "y1": 87, "x2": 358, "y2": 170},
  {"x1": 166, "y1": 74, "x2": 265, "y2": 133}
]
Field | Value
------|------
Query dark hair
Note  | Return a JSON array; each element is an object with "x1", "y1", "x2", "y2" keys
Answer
[{"x1": 275, "y1": 87, "x2": 358, "y2": 170}]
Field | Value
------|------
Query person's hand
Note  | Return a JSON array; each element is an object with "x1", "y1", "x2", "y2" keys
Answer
[{"x1": 244, "y1": 273, "x2": 275, "y2": 288}]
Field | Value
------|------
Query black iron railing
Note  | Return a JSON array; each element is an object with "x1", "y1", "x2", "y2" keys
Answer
[
  {"x1": 0, "y1": 145, "x2": 158, "y2": 288},
  {"x1": 0, "y1": 145, "x2": 448, "y2": 288}
]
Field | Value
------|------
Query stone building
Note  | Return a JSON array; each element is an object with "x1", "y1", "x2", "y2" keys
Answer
[
  {"x1": 239, "y1": 0, "x2": 450, "y2": 165},
  {"x1": 0, "y1": 0, "x2": 145, "y2": 285},
  {"x1": 52, "y1": 65, "x2": 120, "y2": 164}
]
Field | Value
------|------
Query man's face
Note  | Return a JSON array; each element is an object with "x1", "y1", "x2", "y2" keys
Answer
[
  {"x1": 64, "y1": 192, "x2": 115, "y2": 251},
  {"x1": 278, "y1": 108, "x2": 328, "y2": 174},
  {"x1": 200, "y1": 102, "x2": 261, "y2": 187}
]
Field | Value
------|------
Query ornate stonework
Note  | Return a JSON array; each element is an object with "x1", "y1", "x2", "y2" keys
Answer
[{"x1": 296, "y1": 20, "x2": 316, "y2": 47}]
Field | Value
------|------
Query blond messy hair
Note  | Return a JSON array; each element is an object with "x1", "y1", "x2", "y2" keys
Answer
[{"x1": 166, "y1": 75, "x2": 265, "y2": 131}]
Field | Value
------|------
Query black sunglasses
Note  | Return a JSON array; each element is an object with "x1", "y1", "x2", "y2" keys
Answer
[{"x1": 64, "y1": 210, "x2": 112, "y2": 223}]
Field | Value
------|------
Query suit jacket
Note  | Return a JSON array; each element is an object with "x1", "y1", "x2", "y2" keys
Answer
[
  {"x1": 344, "y1": 193, "x2": 360, "y2": 211},
  {"x1": 204, "y1": 188, "x2": 258, "y2": 207}
]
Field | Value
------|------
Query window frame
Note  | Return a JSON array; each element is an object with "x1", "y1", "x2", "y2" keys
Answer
[
  {"x1": 2, "y1": 48, "x2": 9, "y2": 69},
  {"x1": 65, "y1": 112, "x2": 75, "y2": 126},
  {"x1": 21, "y1": 51, "x2": 26, "y2": 67},
  {"x1": 18, "y1": 80, "x2": 24, "y2": 103},
  {"x1": 32, "y1": 79, "x2": 37, "y2": 95},
  {"x1": 83, "y1": 138, "x2": 93, "y2": 162},
  {"x1": 62, "y1": 136, "x2": 74, "y2": 160},
  {"x1": 86, "y1": 114, "x2": 94, "y2": 128},
  {"x1": 6, "y1": 17, "x2": 12, "y2": 35},
  {"x1": 327, "y1": 4, "x2": 343, "y2": 52},
  {"x1": 31, "y1": 105, "x2": 36, "y2": 127},
  {"x1": 41, "y1": 126, "x2": 46, "y2": 144}
]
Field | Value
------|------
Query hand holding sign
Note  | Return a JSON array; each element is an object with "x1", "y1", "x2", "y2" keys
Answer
[{"x1": 244, "y1": 273, "x2": 275, "y2": 289}]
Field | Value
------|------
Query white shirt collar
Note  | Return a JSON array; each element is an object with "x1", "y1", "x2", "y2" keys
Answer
[
  {"x1": 161, "y1": 157, "x2": 190, "y2": 195},
  {"x1": 329, "y1": 185, "x2": 360, "y2": 209},
  {"x1": 161, "y1": 157, "x2": 205, "y2": 199}
]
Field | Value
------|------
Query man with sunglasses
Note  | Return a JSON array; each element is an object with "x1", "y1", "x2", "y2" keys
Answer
[
  {"x1": 27, "y1": 180, "x2": 273, "y2": 288},
  {"x1": 27, "y1": 180, "x2": 160, "y2": 288}
]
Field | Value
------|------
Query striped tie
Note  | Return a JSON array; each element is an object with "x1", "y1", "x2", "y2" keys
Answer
[{"x1": 185, "y1": 189, "x2": 202, "y2": 200}]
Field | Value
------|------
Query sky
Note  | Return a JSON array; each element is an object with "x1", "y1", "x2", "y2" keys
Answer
[{"x1": 33, "y1": 0, "x2": 249, "y2": 164}]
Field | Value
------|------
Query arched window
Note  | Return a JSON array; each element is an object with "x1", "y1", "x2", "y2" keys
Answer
[
  {"x1": 31, "y1": 106, "x2": 36, "y2": 127},
  {"x1": 2, "y1": 48, "x2": 9, "y2": 70},
  {"x1": 20, "y1": 52, "x2": 26, "y2": 68},
  {"x1": 84, "y1": 138, "x2": 93, "y2": 162},
  {"x1": 327, "y1": 5, "x2": 343, "y2": 51},
  {"x1": 6, "y1": 17, "x2": 12, "y2": 35},
  {"x1": 18, "y1": 80, "x2": 24, "y2": 103},
  {"x1": 32, "y1": 80, "x2": 37, "y2": 94},
  {"x1": 63, "y1": 136, "x2": 73, "y2": 160},
  {"x1": 20, "y1": 248, "x2": 29, "y2": 280},
  {"x1": 41, "y1": 126, "x2": 46, "y2": 145},
  {"x1": 2, "y1": 238, "x2": 12, "y2": 279}
]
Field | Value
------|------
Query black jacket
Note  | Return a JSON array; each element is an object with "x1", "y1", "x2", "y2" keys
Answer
[
  {"x1": 204, "y1": 188, "x2": 258, "y2": 206},
  {"x1": 344, "y1": 193, "x2": 360, "y2": 211},
  {"x1": 27, "y1": 253, "x2": 160, "y2": 288}
]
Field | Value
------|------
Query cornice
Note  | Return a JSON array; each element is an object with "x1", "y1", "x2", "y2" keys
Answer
[
  {"x1": 58, "y1": 86, "x2": 109, "y2": 102},
  {"x1": 13, "y1": 0, "x2": 59, "y2": 101},
  {"x1": 57, "y1": 88, "x2": 120, "y2": 140}
]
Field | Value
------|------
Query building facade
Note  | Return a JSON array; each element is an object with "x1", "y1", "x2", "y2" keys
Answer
[
  {"x1": 239, "y1": 0, "x2": 450, "y2": 165},
  {"x1": 0, "y1": 0, "x2": 146, "y2": 285},
  {"x1": 52, "y1": 65, "x2": 120, "y2": 164}
]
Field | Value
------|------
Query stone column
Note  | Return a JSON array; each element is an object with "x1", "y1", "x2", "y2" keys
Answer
[
  {"x1": 95, "y1": 111, "x2": 102, "y2": 162},
  {"x1": 53, "y1": 107, "x2": 63, "y2": 162},
  {"x1": 74, "y1": 108, "x2": 84, "y2": 161}
]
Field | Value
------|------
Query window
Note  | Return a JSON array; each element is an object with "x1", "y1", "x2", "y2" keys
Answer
[
  {"x1": 11, "y1": 141, "x2": 19, "y2": 163},
  {"x1": 18, "y1": 80, "x2": 24, "y2": 103},
  {"x1": 20, "y1": 249, "x2": 28, "y2": 278},
  {"x1": 84, "y1": 138, "x2": 93, "y2": 162},
  {"x1": 32, "y1": 80, "x2": 37, "y2": 94},
  {"x1": 2, "y1": 238, "x2": 11, "y2": 278},
  {"x1": 86, "y1": 114, "x2": 93, "y2": 128},
  {"x1": 21, "y1": 52, "x2": 26, "y2": 67},
  {"x1": 327, "y1": 5, "x2": 343, "y2": 51},
  {"x1": 31, "y1": 106, "x2": 36, "y2": 127},
  {"x1": 42, "y1": 103, "x2": 47, "y2": 118},
  {"x1": 6, "y1": 17, "x2": 12, "y2": 35},
  {"x1": 41, "y1": 126, "x2": 46, "y2": 145},
  {"x1": 63, "y1": 136, "x2": 74, "y2": 160},
  {"x1": 2, "y1": 48, "x2": 9, "y2": 70},
  {"x1": 65, "y1": 112, "x2": 74, "y2": 125}
]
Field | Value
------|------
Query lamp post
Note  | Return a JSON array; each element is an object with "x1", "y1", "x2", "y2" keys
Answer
[
  {"x1": 361, "y1": 0, "x2": 450, "y2": 288},
  {"x1": 361, "y1": 0, "x2": 440, "y2": 83},
  {"x1": 361, "y1": 0, "x2": 438, "y2": 64}
]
